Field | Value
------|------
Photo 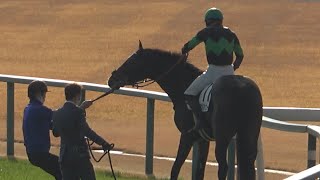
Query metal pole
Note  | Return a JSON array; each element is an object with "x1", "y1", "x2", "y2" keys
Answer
[
  {"x1": 145, "y1": 98, "x2": 155, "y2": 175},
  {"x1": 308, "y1": 134, "x2": 316, "y2": 168},
  {"x1": 80, "y1": 89, "x2": 86, "y2": 103},
  {"x1": 7, "y1": 82, "x2": 14, "y2": 157},
  {"x1": 256, "y1": 133, "x2": 265, "y2": 180},
  {"x1": 227, "y1": 136, "x2": 236, "y2": 180}
]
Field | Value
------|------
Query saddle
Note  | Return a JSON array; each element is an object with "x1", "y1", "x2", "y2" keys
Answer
[
  {"x1": 197, "y1": 84, "x2": 215, "y2": 141},
  {"x1": 199, "y1": 84, "x2": 213, "y2": 112}
]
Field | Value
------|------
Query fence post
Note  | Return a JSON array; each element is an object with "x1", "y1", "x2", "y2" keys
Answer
[
  {"x1": 308, "y1": 134, "x2": 316, "y2": 168},
  {"x1": 227, "y1": 137, "x2": 236, "y2": 180},
  {"x1": 145, "y1": 98, "x2": 155, "y2": 175},
  {"x1": 7, "y1": 82, "x2": 14, "y2": 157},
  {"x1": 256, "y1": 133, "x2": 265, "y2": 180},
  {"x1": 80, "y1": 89, "x2": 86, "y2": 103}
]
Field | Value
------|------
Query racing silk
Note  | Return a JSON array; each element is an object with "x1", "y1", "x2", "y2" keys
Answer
[{"x1": 182, "y1": 25, "x2": 244, "y2": 69}]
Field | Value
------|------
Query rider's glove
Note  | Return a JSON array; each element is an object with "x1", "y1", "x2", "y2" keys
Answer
[
  {"x1": 181, "y1": 46, "x2": 189, "y2": 55},
  {"x1": 102, "y1": 141, "x2": 114, "y2": 151}
]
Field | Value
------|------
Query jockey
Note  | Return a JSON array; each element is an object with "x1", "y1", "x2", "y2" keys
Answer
[{"x1": 181, "y1": 7, "x2": 244, "y2": 132}]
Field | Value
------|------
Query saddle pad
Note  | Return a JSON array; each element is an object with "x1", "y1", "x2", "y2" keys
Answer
[{"x1": 199, "y1": 84, "x2": 213, "y2": 112}]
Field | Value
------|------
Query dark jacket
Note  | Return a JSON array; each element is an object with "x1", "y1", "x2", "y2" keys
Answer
[
  {"x1": 22, "y1": 100, "x2": 53, "y2": 153},
  {"x1": 52, "y1": 102, "x2": 107, "y2": 162}
]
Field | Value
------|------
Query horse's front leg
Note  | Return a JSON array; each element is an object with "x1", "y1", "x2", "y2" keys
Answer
[
  {"x1": 193, "y1": 138, "x2": 210, "y2": 180},
  {"x1": 170, "y1": 131, "x2": 199, "y2": 180}
]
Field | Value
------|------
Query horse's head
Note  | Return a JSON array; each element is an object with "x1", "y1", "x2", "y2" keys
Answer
[
  {"x1": 108, "y1": 41, "x2": 151, "y2": 89},
  {"x1": 108, "y1": 40, "x2": 186, "y2": 89},
  {"x1": 108, "y1": 41, "x2": 201, "y2": 90}
]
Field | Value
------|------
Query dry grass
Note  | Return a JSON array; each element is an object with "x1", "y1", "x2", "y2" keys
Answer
[{"x1": 1, "y1": 0, "x2": 320, "y2": 178}]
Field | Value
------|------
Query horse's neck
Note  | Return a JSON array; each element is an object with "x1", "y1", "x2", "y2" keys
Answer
[
  {"x1": 156, "y1": 66, "x2": 196, "y2": 105},
  {"x1": 158, "y1": 81, "x2": 183, "y2": 104},
  {"x1": 146, "y1": 51, "x2": 201, "y2": 104}
]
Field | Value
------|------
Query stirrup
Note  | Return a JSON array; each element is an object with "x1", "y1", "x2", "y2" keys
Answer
[
  {"x1": 190, "y1": 113, "x2": 215, "y2": 141},
  {"x1": 192, "y1": 119, "x2": 203, "y2": 132},
  {"x1": 187, "y1": 113, "x2": 204, "y2": 132},
  {"x1": 199, "y1": 129, "x2": 215, "y2": 141}
]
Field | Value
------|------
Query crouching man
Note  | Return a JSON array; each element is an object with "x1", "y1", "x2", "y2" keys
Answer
[
  {"x1": 53, "y1": 83, "x2": 113, "y2": 180},
  {"x1": 22, "y1": 80, "x2": 62, "y2": 180}
]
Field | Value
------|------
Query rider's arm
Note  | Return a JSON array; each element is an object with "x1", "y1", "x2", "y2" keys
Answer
[
  {"x1": 182, "y1": 29, "x2": 206, "y2": 54},
  {"x1": 232, "y1": 34, "x2": 244, "y2": 70}
]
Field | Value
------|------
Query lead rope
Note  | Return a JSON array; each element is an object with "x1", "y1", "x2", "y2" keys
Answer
[
  {"x1": 92, "y1": 88, "x2": 115, "y2": 103},
  {"x1": 86, "y1": 138, "x2": 117, "y2": 180}
]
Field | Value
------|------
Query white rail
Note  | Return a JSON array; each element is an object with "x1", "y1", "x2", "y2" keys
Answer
[{"x1": 284, "y1": 164, "x2": 320, "y2": 180}]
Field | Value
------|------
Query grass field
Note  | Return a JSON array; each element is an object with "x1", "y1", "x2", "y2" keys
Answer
[
  {"x1": 1, "y1": 0, "x2": 320, "y2": 179},
  {"x1": 0, "y1": 157, "x2": 160, "y2": 180}
]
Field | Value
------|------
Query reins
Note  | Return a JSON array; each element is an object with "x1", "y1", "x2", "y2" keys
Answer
[
  {"x1": 133, "y1": 53, "x2": 188, "y2": 88},
  {"x1": 89, "y1": 89, "x2": 117, "y2": 179},
  {"x1": 86, "y1": 138, "x2": 117, "y2": 180}
]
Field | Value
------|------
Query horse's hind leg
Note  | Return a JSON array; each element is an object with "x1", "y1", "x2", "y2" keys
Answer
[
  {"x1": 170, "y1": 131, "x2": 199, "y2": 180},
  {"x1": 237, "y1": 119, "x2": 261, "y2": 180},
  {"x1": 215, "y1": 113, "x2": 237, "y2": 180},
  {"x1": 237, "y1": 106, "x2": 262, "y2": 180},
  {"x1": 193, "y1": 138, "x2": 210, "y2": 180},
  {"x1": 215, "y1": 134, "x2": 235, "y2": 180}
]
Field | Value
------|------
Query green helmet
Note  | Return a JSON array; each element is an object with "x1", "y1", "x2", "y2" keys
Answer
[{"x1": 204, "y1": 7, "x2": 223, "y2": 21}]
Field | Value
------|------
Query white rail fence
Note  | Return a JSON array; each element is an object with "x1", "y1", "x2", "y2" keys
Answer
[{"x1": 1, "y1": 74, "x2": 320, "y2": 180}]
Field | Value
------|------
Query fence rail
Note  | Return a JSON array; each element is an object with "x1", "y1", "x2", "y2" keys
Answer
[
  {"x1": 1, "y1": 74, "x2": 320, "y2": 180},
  {"x1": 284, "y1": 164, "x2": 320, "y2": 180}
]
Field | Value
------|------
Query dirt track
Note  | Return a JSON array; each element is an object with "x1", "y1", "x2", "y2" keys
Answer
[{"x1": 1, "y1": 0, "x2": 320, "y2": 179}]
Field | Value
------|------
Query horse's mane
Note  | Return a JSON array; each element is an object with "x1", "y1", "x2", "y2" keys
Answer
[{"x1": 143, "y1": 48, "x2": 203, "y2": 75}]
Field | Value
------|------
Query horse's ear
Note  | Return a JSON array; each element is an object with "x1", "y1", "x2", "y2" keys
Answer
[{"x1": 138, "y1": 40, "x2": 143, "y2": 50}]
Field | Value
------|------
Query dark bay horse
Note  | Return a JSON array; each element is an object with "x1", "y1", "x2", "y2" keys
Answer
[{"x1": 108, "y1": 41, "x2": 263, "y2": 180}]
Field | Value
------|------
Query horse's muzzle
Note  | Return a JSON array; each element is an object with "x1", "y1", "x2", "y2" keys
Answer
[{"x1": 107, "y1": 77, "x2": 122, "y2": 90}]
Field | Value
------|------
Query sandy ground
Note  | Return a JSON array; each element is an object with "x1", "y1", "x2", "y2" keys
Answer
[{"x1": 1, "y1": 0, "x2": 320, "y2": 179}]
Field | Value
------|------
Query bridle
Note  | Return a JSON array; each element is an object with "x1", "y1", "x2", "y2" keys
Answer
[
  {"x1": 113, "y1": 53, "x2": 188, "y2": 88},
  {"x1": 92, "y1": 53, "x2": 188, "y2": 102},
  {"x1": 133, "y1": 53, "x2": 188, "y2": 88}
]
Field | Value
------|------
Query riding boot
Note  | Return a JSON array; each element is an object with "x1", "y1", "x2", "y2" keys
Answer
[{"x1": 185, "y1": 95, "x2": 205, "y2": 132}]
